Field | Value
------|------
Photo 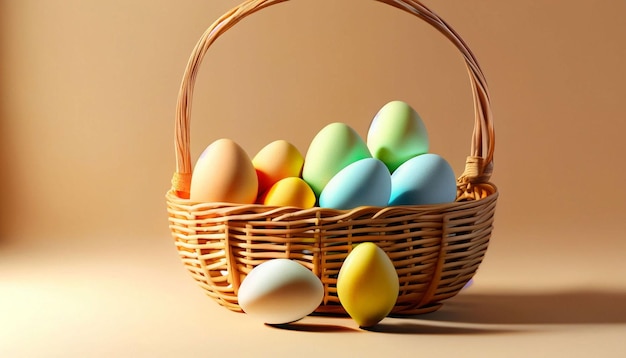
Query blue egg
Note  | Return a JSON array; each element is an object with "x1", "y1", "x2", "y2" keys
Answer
[
  {"x1": 389, "y1": 153, "x2": 457, "y2": 206},
  {"x1": 319, "y1": 158, "x2": 391, "y2": 210}
]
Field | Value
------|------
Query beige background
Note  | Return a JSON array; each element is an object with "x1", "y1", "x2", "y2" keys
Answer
[{"x1": 2, "y1": 0, "x2": 626, "y2": 356}]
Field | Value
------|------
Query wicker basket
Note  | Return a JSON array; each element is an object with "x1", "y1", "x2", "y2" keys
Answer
[{"x1": 166, "y1": 0, "x2": 497, "y2": 316}]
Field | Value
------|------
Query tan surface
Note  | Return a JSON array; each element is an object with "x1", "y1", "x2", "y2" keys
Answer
[
  {"x1": 2, "y1": 0, "x2": 626, "y2": 356},
  {"x1": 3, "y1": 233, "x2": 626, "y2": 357}
]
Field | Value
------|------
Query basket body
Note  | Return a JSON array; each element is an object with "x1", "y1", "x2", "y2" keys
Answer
[
  {"x1": 167, "y1": 184, "x2": 497, "y2": 315},
  {"x1": 167, "y1": 0, "x2": 498, "y2": 315}
]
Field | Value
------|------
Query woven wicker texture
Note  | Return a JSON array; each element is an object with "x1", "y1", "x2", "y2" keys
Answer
[{"x1": 166, "y1": 0, "x2": 497, "y2": 315}]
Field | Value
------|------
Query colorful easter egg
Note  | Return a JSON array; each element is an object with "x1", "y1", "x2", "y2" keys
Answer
[
  {"x1": 252, "y1": 140, "x2": 304, "y2": 194},
  {"x1": 260, "y1": 177, "x2": 316, "y2": 208},
  {"x1": 337, "y1": 242, "x2": 399, "y2": 328},
  {"x1": 238, "y1": 259, "x2": 324, "y2": 325},
  {"x1": 388, "y1": 153, "x2": 457, "y2": 206},
  {"x1": 302, "y1": 122, "x2": 371, "y2": 197},
  {"x1": 319, "y1": 158, "x2": 391, "y2": 210},
  {"x1": 367, "y1": 100, "x2": 429, "y2": 172},
  {"x1": 190, "y1": 138, "x2": 258, "y2": 203}
]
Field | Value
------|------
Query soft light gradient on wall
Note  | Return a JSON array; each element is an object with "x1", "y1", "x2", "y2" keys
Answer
[
  {"x1": 3, "y1": 1, "x2": 626, "y2": 356},
  {"x1": 1, "y1": 0, "x2": 625, "y2": 261}
]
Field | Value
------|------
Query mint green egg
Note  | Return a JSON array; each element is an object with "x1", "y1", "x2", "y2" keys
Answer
[
  {"x1": 302, "y1": 122, "x2": 371, "y2": 197},
  {"x1": 366, "y1": 101, "x2": 429, "y2": 173}
]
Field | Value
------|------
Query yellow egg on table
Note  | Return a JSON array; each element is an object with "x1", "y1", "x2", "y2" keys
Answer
[
  {"x1": 252, "y1": 140, "x2": 304, "y2": 194},
  {"x1": 260, "y1": 177, "x2": 316, "y2": 209},
  {"x1": 367, "y1": 100, "x2": 429, "y2": 173},
  {"x1": 190, "y1": 138, "x2": 258, "y2": 203},
  {"x1": 337, "y1": 242, "x2": 399, "y2": 328}
]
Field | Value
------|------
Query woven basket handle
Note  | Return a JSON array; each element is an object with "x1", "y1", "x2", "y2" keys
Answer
[{"x1": 171, "y1": 0, "x2": 494, "y2": 199}]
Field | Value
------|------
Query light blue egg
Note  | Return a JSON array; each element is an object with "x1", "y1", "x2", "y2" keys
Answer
[
  {"x1": 319, "y1": 158, "x2": 391, "y2": 210},
  {"x1": 389, "y1": 153, "x2": 457, "y2": 206}
]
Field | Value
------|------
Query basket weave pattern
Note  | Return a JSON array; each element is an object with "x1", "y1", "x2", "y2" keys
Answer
[{"x1": 166, "y1": 0, "x2": 497, "y2": 315}]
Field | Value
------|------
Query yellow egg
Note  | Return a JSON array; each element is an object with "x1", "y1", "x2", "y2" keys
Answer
[
  {"x1": 260, "y1": 177, "x2": 316, "y2": 209},
  {"x1": 190, "y1": 138, "x2": 258, "y2": 203},
  {"x1": 337, "y1": 242, "x2": 399, "y2": 327},
  {"x1": 252, "y1": 140, "x2": 304, "y2": 194}
]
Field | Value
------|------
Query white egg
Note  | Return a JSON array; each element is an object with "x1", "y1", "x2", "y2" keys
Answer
[{"x1": 238, "y1": 259, "x2": 324, "y2": 324}]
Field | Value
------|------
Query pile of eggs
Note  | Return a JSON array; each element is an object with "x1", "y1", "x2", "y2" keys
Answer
[
  {"x1": 190, "y1": 100, "x2": 457, "y2": 209},
  {"x1": 189, "y1": 100, "x2": 458, "y2": 327}
]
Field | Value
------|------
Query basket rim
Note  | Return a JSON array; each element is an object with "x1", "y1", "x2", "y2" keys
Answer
[
  {"x1": 171, "y1": 0, "x2": 495, "y2": 199},
  {"x1": 166, "y1": 182, "x2": 497, "y2": 221}
]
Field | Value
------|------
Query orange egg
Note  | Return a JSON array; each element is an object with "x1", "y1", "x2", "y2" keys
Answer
[
  {"x1": 190, "y1": 138, "x2": 258, "y2": 204},
  {"x1": 252, "y1": 140, "x2": 304, "y2": 194}
]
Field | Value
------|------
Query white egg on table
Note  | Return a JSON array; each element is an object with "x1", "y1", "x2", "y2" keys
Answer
[{"x1": 238, "y1": 259, "x2": 324, "y2": 325}]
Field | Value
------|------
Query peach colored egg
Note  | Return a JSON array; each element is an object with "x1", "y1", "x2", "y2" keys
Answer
[
  {"x1": 260, "y1": 177, "x2": 316, "y2": 209},
  {"x1": 190, "y1": 138, "x2": 258, "y2": 203},
  {"x1": 252, "y1": 140, "x2": 304, "y2": 195}
]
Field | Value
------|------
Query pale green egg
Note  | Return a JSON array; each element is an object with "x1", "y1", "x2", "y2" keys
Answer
[
  {"x1": 302, "y1": 122, "x2": 371, "y2": 197},
  {"x1": 367, "y1": 100, "x2": 429, "y2": 173}
]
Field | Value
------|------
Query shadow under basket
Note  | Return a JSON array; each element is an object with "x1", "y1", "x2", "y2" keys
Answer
[{"x1": 166, "y1": 0, "x2": 498, "y2": 316}]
